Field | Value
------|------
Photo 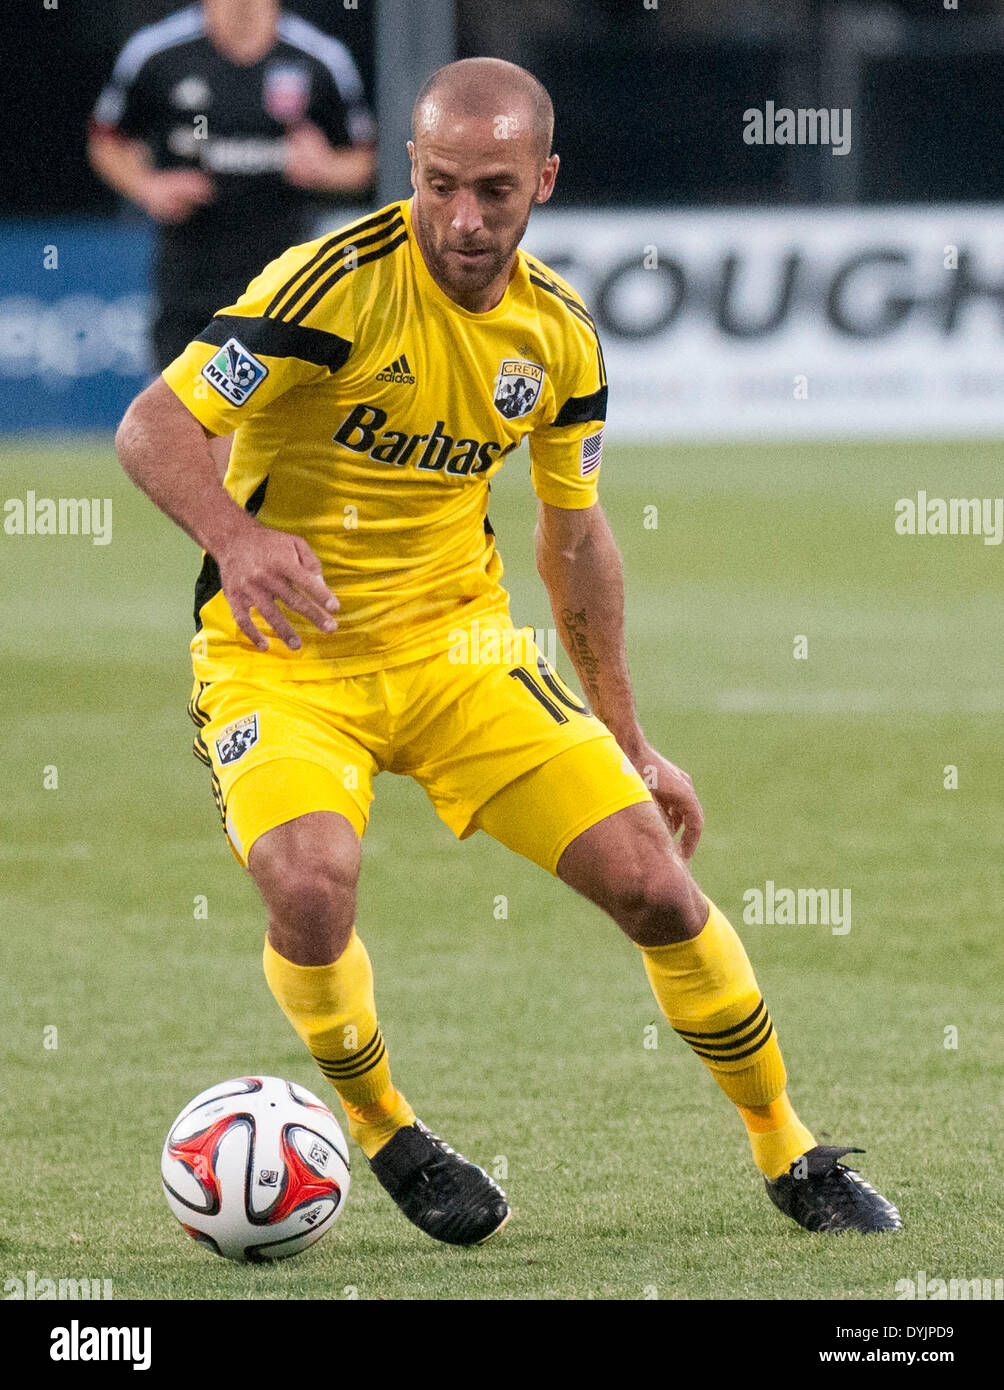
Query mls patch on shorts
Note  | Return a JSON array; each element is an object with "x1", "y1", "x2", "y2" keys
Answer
[
  {"x1": 200, "y1": 337, "x2": 268, "y2": 406},
  {"x1": 215, "y1": 713, "x2": 260, "y2": 765}
]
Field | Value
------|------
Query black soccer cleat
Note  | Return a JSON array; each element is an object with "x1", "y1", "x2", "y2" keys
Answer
[
  {"x1": 368, "y1": 1121, "x2": 510, "y2": 1246},
  {"x1": 765, "y1": 1145, "x2": 903, "y2": 1234}
]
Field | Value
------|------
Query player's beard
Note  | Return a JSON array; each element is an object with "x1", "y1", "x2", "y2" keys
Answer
[{"x1": 416, "y1": 194, "x2": 536, "y2": 302}]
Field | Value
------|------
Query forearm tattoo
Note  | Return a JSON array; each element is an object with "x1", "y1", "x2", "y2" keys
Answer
[{"x1": 561, "y1": 607, "x2": 602, "y2": 703}]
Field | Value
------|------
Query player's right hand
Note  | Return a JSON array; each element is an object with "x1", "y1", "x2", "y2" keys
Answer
[
  {"x1": 216, "y1": 528, "x2": 340, "y2": 653},
  {"x1": 139, "y1": 169, "x2": 215, "y2": 223}
]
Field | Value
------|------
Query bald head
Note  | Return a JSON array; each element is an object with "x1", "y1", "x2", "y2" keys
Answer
[{"x1": 413, "y1": 57, "x2": 554, "y2": 162}]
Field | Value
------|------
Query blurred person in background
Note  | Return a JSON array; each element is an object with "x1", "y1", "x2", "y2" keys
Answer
[{"x1": 89, "y1": 0, "x2": 374, "y2": 468}]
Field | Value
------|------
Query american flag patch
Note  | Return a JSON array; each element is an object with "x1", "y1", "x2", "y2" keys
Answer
[{"x1": 579, "y1": 430, "x2": 603, "y2": 477}]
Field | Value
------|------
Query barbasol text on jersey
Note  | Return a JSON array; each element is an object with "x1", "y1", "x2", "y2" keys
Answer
[{"x1": 333, "y1": 404, "x2": 518, "y2": 476}]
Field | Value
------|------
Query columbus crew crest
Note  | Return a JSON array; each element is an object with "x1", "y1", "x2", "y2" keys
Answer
[
  {"x1": 493, "y1": 359, "x2": 544, "y2": 419},
  {"x1": 215, "y1": 713, "x2": 259, "y2": 765}
]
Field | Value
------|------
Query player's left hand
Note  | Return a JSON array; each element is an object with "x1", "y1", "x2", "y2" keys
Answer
[
  {"x1": 628, "y1": 742, "x2": 704, "y2": 859},
  {"x1": 283, "y1": 122, "x2": 339, "y2": 189}
]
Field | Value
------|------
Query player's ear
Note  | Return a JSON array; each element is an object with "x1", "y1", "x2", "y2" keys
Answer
[
  {"x1": 534, "y1": 153, "x2": 559, "y2": 205},
  {"x1": 407, "y1": 140, "x2": 418, "y2": 192}
]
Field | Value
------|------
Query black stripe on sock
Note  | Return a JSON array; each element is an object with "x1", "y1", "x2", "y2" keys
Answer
[
  {"x1": 676, "y1": 1011, "x2": 773, "y2": 1057},
  {"x1": 314, "y1": 1040, "x2": 387, "y2": 1081},
  {"x1": 312, "y1": 1027, "x2": 383, "y2": 1076},
  {"x1": 314, "y1": 1027, "x2": 382, "y2": 1068},
  {"x1": 685, "y1": 1021, "x2": 775, "y2": 1065},
  {"x1": 675, "y1": 998, "x2": 766, "y2": 1042}
]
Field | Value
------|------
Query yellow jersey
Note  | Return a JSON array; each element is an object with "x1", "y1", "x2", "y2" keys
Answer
[{"x1": 162, "y1": 197, "x2": 607, "y2": 678}]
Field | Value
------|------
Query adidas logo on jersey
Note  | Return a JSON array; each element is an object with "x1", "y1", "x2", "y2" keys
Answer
[{"x1": 375, "y1": 354, "x2": 415, "y2": 385}]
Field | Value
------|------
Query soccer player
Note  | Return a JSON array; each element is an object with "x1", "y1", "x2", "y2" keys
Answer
[
  {"x1": 115, "y1": 58, "x2": 901, "y2": 1244},
  {"x1": 88, "y1": 0, "x2": 375, "y2": 373}
]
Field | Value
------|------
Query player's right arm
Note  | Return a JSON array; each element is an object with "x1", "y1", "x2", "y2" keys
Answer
[
  {"x1": 115, "y1": 380, "x2": 338, "y2": 652},
  {"x1": 87, "y1": 130, "x2": 214, "y2": 224},
  {"x1": 87, "y1": 22, "x2": 213, "y2": 222}
]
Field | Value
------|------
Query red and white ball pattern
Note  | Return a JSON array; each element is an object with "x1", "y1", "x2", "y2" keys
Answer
[{"x1": 161, "y1": 1076, "x2": 350, "y2": 1261}]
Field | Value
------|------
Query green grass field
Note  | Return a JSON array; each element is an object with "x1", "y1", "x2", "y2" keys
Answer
[{"x1": 2, "y1": 435, "x2": 1001, "y2": 1301}]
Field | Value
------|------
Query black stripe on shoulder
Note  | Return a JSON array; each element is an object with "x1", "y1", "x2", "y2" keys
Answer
[
  {"x1": 528, "y1": 269, "x2": 596, "y2": 331},
  {"x1": 552, "y1": 384, "x2": 608, "y2": 428},
  {"x1": 528, "y1": 269, "x2": 607, "y2": 388},
  {"x1": 274, "y1": 217, "x2": 406, "y2": 325},
  {"x1": 264, "y1": 205, "x2": 403, "y2": 318},
  {"x1": 195, "y1": 315, "x2": 351, "y2": 373},
  {"x1": 288, "y1": 228, "x2": 409, "y2": 325},
  {"x1": 271, "y1": 216, "x2": 406, "y2": 323}
]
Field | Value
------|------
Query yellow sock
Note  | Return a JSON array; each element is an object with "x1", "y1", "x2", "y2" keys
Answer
[
  {"x1": 737, "y1": 1094, "x2": 817, "y2": 1180},
  {"x1": 262, "y1": 930, "x2": 416, "y2": 1158},
  {"x1": 639, "y1": 899, "x2": 816, "y2": 1177}
]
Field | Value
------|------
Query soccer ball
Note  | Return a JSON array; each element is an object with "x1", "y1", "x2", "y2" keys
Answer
[{"x1": 161, "y1": 1075, "x2": 350, "y2": 1262}]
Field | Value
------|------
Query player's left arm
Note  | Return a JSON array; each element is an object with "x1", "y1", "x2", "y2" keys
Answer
[
  {"x1": 535, "y1": 500, "x2": 704, "y2": 858},
  {"x1": 283, "y1": 122, "x2": 374, "y2": 194},
  {"x1": 528, "y1": 304, "x2": 703, "y2": 854},
  {"x1": 284, "y1": 33, "x2": 375, "y2": 194}
]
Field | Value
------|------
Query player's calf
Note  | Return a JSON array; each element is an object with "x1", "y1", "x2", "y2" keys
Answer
[
  {"x1": 252, "y1": 813, "x2": 417, "y2": 1161},
  {"x1": 560, "y1": 808, "x2": 821, "y2": 1180},
  {"x1": 250, "y1": 810, "x2": 360, "y2": 964},
  {"x1": 563, "y1": 808, "x2": 902, "y2": 1226}
]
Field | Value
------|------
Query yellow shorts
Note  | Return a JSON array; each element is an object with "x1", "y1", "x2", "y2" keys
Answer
[{"x1": 188, "y1": 622, "x2": 653, "y2": 875}]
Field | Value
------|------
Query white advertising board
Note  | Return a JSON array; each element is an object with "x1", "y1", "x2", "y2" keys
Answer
[{"x1": 522, "y1": 205, "x2": 1004, "y2": 440}]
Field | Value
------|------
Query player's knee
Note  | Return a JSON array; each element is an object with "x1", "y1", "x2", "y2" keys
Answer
[
  {"x1": 283, "y1": 856, "x2": 358, "y2": 934},
  {"x1": 272, "y1": 860, "x2": 358, "y2": 934},
  {"x1": 251, "y1": 836, "x2": 359, "y2": 938},
  {"x1": 609, "y1": 859, "x2": 704, "y2": 946}
]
